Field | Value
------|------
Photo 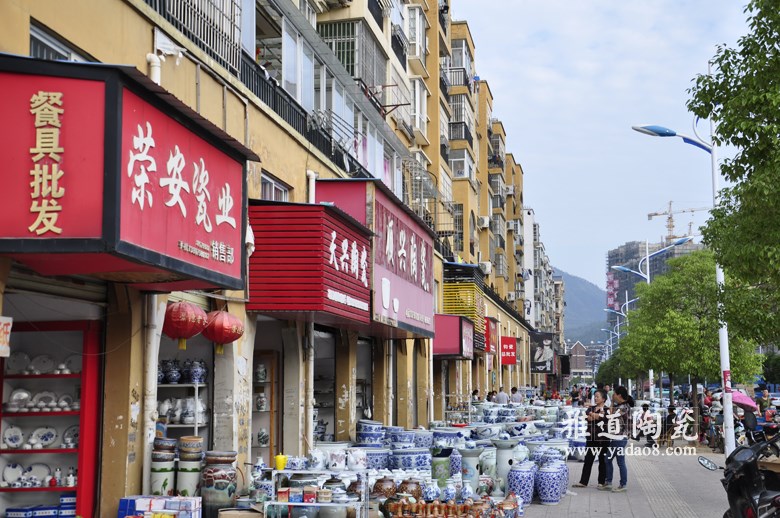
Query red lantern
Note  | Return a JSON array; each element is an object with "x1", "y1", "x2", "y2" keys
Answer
[
  {"x1": 162, "y1": 302, "x2": 208, "y2": 350},
  {"x1": 202, "y1": 310, "x2": 244, "y2": 354}
]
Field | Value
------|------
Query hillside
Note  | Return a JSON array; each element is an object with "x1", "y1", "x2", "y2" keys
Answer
[{"x1": 553, "y1": 267, "x2": 607, "y2": 345}]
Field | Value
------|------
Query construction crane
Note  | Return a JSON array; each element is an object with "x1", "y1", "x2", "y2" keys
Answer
[{"x1": 648, "y1": 201, "x2": 709, "y2": 240}]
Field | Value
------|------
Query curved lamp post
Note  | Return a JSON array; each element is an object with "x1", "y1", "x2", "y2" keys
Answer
[
  {"x1": 612, "y1": 236, "x2": 693, "y2": 284},
  {"x1": 632, "y1": 118, "x2": 735, "y2": 456}
]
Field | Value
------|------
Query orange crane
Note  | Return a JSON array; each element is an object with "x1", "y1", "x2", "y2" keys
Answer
[{"x1": 648, "y1": 201, "x2": 709, "y2": 240}]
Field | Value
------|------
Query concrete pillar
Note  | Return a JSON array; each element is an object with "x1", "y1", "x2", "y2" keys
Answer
[
  {"x1": 396, "y1": 339, "x2": 415, "y2": 428},
  {"x1": 281, "y1": 322, "x2": 305, "y2": 455},
  {"x1": 373, "y1": 340, "x2": 392, "y2": 424},
  {"x1": 99, "y1": 285, "x2": 146, "y2": 513},
  {"x1": 415, "y1": 339, "x2": 430, "y2": 427},
  {"x1": 432, "y1": 359, "x2": 445, "y2": 420},
  {"x1": 335, "y1": 330, "x2": 357, "y2": 441}
]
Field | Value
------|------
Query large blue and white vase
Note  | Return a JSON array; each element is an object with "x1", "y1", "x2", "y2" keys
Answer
[
  {"x1": 449, "y1": 448, "x2": 462, "y2": 478},
  {"x1": 507, "y1": 464, "x2": 535, "y2": 508},
  {"x1": 551, "y1": 461, "x2": 568, "y2": 498},
  {"x1": 534, "y1": 465, "x2": 562, "y2": 505}
]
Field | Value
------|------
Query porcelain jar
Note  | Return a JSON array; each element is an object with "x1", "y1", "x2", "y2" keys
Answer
[
  {"x1": 201, "y1": 451, "x2": 238, "y2": 518},
  {"x1": 441, "y1": 478, "x2": 457, "y2": 502},
  {"x1": 177, "y1": 460, "x2": 202, "y2": 497},
  {"x1": 449, "y1": 448, "x2": 462, "y2": 478},
  {"x1": 430, "y1": 448, "x2": 452, "y2": 488},
  {"x1": 534, "y1": 465, "x2": 562, "y2": 506},
  {"x1": 256, "y1": 393, "x2": 268, "y2": 412},
  {"x1": 459, "y1": 447, "x2": 484, "y2": 492},
  {"x1": 507, "y1": 464, "x2": 534, "y2": 508},
  {"x1": 254, "y1": 362, "x2": 267, "y2": 383},
  {"x1": 151, "y1": 460, "x2": 175, "y2": 496},
  {"x1": 397, "y1": 479, "x2": 422, "y2": 501}
]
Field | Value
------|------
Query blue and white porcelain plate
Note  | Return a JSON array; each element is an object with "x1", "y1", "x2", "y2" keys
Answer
[
  {"x1": 31, "y1": 426, "x2": 57, "y2": 447},
  {"x1": 3, "y1": 463, "x2": 23, "y2": 483},
  {"x1": 3, "y1": 425, "x2": 23, "y2": 448}
]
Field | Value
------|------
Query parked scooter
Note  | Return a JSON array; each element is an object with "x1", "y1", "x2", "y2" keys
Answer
[{"x1": 699, "y1": 412, "x2": 780, "y2": 517}]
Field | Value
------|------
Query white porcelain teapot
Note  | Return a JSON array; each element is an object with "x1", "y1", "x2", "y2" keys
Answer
[{"x1": 347, "y1": 448, "x2": 368, "y2": 471}]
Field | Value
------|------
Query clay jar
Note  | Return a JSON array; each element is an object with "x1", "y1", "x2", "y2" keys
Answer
[
  {"x1": 372, "y1": 475, "x2": 397, "y2": 499},
  {"x1": 397, "y1": 479, "x2": 422, "y2": 501}
]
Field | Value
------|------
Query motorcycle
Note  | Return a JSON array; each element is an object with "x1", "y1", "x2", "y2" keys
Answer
[{"x1": 699, "y1": 411, "x2": 780, "y2": 518}]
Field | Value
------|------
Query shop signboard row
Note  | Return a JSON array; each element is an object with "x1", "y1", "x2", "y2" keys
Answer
[{"x1": 0, "y1": 55, "x2": 256, "y2": 290}]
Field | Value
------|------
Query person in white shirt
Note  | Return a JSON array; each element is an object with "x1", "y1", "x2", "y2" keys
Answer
[
  {"x1": 510, "y1": 387, "x2": 523, "y2": 403},
  {"x1": 496, "y1": 387, "x2": 510, "y2": 404}
]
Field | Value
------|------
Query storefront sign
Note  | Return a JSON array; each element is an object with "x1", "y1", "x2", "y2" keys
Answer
[
  {"x1": 484, "y1": 317, "x2": 498, "y2": 354},
  {"x1": 433, "y1": 314, "x2": 474, "y2": 359},
  {"x1": 500, "y1": 336, "x2": 516, "y2": 365},
  {"x1": 247, "y1": 203, "x2": 371, "y2": 325},
  {"x1": 315, "y1": 179, "x2": 435, "y2": 337},
  {"x1": 0, "y1": 55, "x2": 256, "y2": 289},
  {"x1": 0, "y1": 317, "x2": 12, "y2": 357}
]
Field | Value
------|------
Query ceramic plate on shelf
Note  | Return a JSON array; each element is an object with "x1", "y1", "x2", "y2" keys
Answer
[
  {"x1": 29, "y1": 355, "x2": 55, "y2": 374},
  {"x1": 9, "y1": 388, "x2": 32, "y2": 406},
  {"x1": 57, "y1": 394, "x2": 74, "y2": 408},
  {"x1": 63, "y1": 354, "x2": 82, "y2": 374},
  {"x1": 6, "y1": 352, "x2": 30, "y2": 374},
  {"x1": 3, "y1": 426, "x2": 24, "y2": 448},
  {"x1": 27, "y1": 463, "x2": 50, "y2": 480},
  {"x1": 62, "y1": 425, "x2": 79, "y2": 444},
  {"x1": 31, "y1": 426, "x2": 57, "y2": 447},
  {"x1": 3, "y1": 463, "x2": 24, "y2": 483},
  {"x1": 31, "y1": 391, "x2": 57, "y2": 406}
]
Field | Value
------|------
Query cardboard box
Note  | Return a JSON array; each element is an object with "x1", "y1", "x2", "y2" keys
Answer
[
  {"x1": 32, "y1": 507, "x2": 59, "y2": 517},
  {"x1": 6, "y1": 508, "x2": 34, "y2": 518},
  {"x1": 59, "y1": 492, "x2": 77, "y2": 505}
]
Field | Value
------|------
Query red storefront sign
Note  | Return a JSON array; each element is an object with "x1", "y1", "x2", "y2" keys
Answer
[
  {"x1": 484, "y1": 317, "x2": 498, "y2": 354},
  {"x1": 500, "y1": 336, "x2": 517, "y2": 365},
  {"x1": 315, "y1": 179, "x2": 435, "y2": 338},
  {"x1": 247, "y1": 202, "x2": 371, "y2": 326},
  {"x1": 433, "y1": 314, "x2": 474, "y2": 359},
  {"x1": 0, "y1": 55, "x2": 256, "y2": 289}
]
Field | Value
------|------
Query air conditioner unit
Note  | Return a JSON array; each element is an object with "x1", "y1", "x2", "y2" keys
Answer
[
  {"x1": 506, "y1": 185, "x2": 515, "y2": 196},
  {"x1": 478, "y1": 261, "x2": 492, "y2": 275},
  {"x1": 507, "y1": 292, "x2": 516, "y2": 302},
  {"x1": 477, "y1": 216, "x2": 491, "y2": 229}
]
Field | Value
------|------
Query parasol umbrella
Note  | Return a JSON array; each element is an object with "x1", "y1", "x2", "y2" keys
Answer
[{"x1": 730, "y1": 391, "x2": 759, "y2": 412}]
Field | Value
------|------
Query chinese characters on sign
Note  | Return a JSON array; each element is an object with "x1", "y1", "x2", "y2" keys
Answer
[
  {"x1": 560, "y1": 408, "x2": 699, "y2": 442},
  {"x1": 328, "y1": 230, "x2": 369, "y2": 287},
  {"x1": 28, "y1": 91, "x2": 65, "y2": 236},
  {"x1": 374, "y1": 201, "x2": 432, "y2": 294},
  {"x1": 500, "y1": 336, "x2": 516, "y2": 365}
]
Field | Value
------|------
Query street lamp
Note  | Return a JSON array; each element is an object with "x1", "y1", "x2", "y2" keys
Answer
[
  {"x1": 611, "y1": 236, "x2": 694, "y2": 284},
  {"x1": 632, "y1": 115, "x2": 735, "y2": 455}
]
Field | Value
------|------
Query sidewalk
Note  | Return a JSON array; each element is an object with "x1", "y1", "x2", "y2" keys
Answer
[{"x1": 522, "y1": 444, "x2": 729, "y2": 517}]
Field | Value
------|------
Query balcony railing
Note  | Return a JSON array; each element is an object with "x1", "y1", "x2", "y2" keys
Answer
[
  {"x1": 438, "y1": 2, "x2": 449, "y2": 31},
  {"x1": 368, "y1": 0, "x2": 383, "y2": 29},
  {"x1": 440, "y1": 143, "x2": 449, "y2": 163},
  {"x1": 239, "y1": 53, "x2": 370, "y2": 179},
  {"x1": 448, "y1": 122, "x2": 473, "y2": 147},
  {"x1": 447, "y1": 67, "x2": 469, "y2": 87},
  {"x1": 488, "y1": 154, "x2": 505, "y2": 170},
  {"x1": 391, "y1": 24, "x2": 408, "y2": 67},
  {"x1": 439, "y1": 70, "x2": 451, "y2": 102}
]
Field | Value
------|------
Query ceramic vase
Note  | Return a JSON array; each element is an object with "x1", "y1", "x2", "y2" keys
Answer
[
  {"x1": 493, "y1": 440, "x2": 521, "y2": 493},
  {"x1": 201, "y1": 452, "x2": 238, "y2": 518},
  {"x1": 151, "y1": 460, "x2": 175, "y2": 496},
  {"x1": 460, "y1": 447, "x2": 483, "y2": 492},
  {"x1": 191, "y1": 360, "x2": 207, "y2": 384},
  {"x1": 431, "y1": 449, "x2": 452, "y2": 488},
  {"x1": 534, "y1": 466, "x2": 562, "y2": 505},
  {"x1": 507, "y1": 464, "x2": 534, "y2": 508},
  {"x1": 479, "y1": 446, "x2": 497, "y2": 479},
  {"x1": 177, "y1": 460, "x2": 202, "y2": 496},
  {"x1": 441, "y1": 478, "x2": 456, "y2": 502},
  {"x1": 255, "y1": 363, "x2": 267, "y2": 383},
  {"x1": 164, "y1": 360, "x2": 182, "y2": 384},
  {"x1": 449, "y1": 448, "x2": 462, "y2": 478}
]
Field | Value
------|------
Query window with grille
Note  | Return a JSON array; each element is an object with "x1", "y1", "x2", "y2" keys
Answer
[
  {"x1": 453, "y1": 203, "x2": 464, "y2": 252},
  {"x1": 319, "y1": 21, "x2": 386, "y2": 89},
  {"x1": 448, "y1": 149, "x2": 475, "y2": 181}
]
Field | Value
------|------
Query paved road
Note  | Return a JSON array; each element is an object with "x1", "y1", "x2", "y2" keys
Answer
[{"x1": 522, "y1": 444, "x2": 729, "y2": 517}]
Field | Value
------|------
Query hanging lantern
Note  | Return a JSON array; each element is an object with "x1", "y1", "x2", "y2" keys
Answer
[
  {"x1": 202, "y1": 310, "x2": 244, "y2": 354},
  {"x1": 163, "y1": 302, "x2": 208, "y2": 350}
]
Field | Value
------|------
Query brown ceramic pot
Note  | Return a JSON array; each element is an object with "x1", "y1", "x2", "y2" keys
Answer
[
  {"x1": 397, "y1": 479, "x2": 422, "y2": 501},
  {"x1": 373, "y1": 476, "x2": 397, "y2": 499}
]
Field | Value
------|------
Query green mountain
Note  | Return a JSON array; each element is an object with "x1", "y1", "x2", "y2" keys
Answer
[{"x1": 553, "y1": 267, "x2": 607, "y2": 346}]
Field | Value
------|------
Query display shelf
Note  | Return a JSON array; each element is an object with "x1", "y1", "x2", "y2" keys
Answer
[
  {"x1": 0, "y1": 319, "x2": 101, "y2": 516},
  {"x1": 4, "y1": 374, "x2": 81, "y2": 380},
  {"x1": 158, "y1": 383, "x2": 208, "y2": 389},
  {"x1": 166, "y1": 423, "x2": 208, "y2": 428},
  {"x1": 1, "y1": 448, "x2": 78, "y2": 454},
  {"x1": 0, "y1": 411, "x2": 80, "y2": 417},
  {"x1": 265, "y1": 502, "x2": 364, "y2": 509},
  {"x1": 253, "y1": 410, "x2": 270, "y2": 414},
  {"x1": 252, "y1": 351, "x2": 278, "y2": 467},
  {"x1": 0, "y1": 492, "x2": 77, "y2": 493},
  {"x1": 263, "y1": 469, "x2": 369, "y2": 518}
]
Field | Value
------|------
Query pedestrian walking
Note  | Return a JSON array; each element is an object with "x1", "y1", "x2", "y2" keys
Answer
[
  {"x1": 510, "y1": 387, "x2": 523, "y2": 403},
  {"x1": 601, "y1": 385, "x2": 631, "y2": 492},
  {"x1": 495, "y1": 386, "x2": 510, "y2": 404},
  {"x1": 572, "y1": 388, "x2": 609, "y2": 489}
]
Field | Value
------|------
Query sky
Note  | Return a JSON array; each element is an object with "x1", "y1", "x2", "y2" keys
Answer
[{"x1": 451, "y1": 1, "x2": 749, "y2": 288}]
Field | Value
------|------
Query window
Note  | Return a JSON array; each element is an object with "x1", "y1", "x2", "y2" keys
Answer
[
  {"x1": 448, "y1": 148, "x2": 475, "y2": 181},
  {"x1": 440, "y1": 169, "x2": 453, "y2": 208},
  {"x1": 282, "y1": 22, "x2": 299, "y2": 96},
  {"x1": 411, "y1": 78, "x2": 427, "y2": 134},
  {"x1": 30, "y1": 25, "x2": 88, "y2": 62},
  {"x1": 301, "y1": 43, "x2": 315, "y2": 111},
  {"x1": 299, "y1": 0, "x2": 317, "y2": 29},
  {"x1": 261, "y1": 174, "x2": 289, "y2": 201},
  {"x1": 407, "y1": 6, "x2": 427, "y2": 58}
]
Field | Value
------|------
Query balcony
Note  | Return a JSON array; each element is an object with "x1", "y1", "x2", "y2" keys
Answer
[
  {"x1": 412, "y1": 112, "x2": 429, "y2": 146},
  {"x1": 488, "y1": 154, "x2": 505, "y2": 171},
  {"x1": 439, "y1": 69, "x2": 451, "y2": 102},
  {"x1": 448, "y1": 67, "x2": 470, "y2": 87},
  {"x1": 440, "y1": 142, "x2": 449, "y2": 163},
  {"x1": 239, "y1": 54, "x2": 371, "y2": 180},
  {"x1": 448, "y1": 122, "x2": 473, "y2": 148},
  {"x1": 391, "y1": 25, "x2": 408, "y2": 67},
  {"x1": 438, "y1": 1, "x2": 449, "y2": 31},
  {"x1": 368, "y1": 0, "x2": 383, "y2": 29}
]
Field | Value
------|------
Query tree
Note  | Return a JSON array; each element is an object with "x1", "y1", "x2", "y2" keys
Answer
[
  {"x1": 617, "y1": 251, "x2": 763, "y2": 385},
  {"x1": 687, "y1": 0, "x2": 780, "y2": 344}
]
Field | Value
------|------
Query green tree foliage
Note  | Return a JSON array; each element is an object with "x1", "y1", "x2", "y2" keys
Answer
[
  {"x1": 617, "y1": 251, "x2": 763, "y2": 384},
  {"x1": 687, "y1": 1, "x2": 780, "y2": 344}
]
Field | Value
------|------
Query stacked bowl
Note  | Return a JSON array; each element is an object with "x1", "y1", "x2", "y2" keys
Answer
[{"x1": 355, "y1": 419, "x2": 385, "y2": 447}]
